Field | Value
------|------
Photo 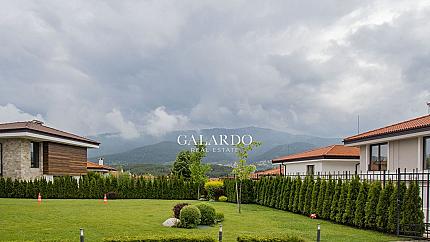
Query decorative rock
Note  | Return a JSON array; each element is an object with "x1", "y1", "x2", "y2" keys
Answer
[{"x1": 162, "y1": 218, "x2": 180, "y2": 227}]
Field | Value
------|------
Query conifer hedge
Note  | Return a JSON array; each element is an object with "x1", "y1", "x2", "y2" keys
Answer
[
  {"x1": 0, "y1": 173, "x2": 197, "y2": 200},
  {"x1": 241, "y1": 175, "x2": 424, "y2": 236}
]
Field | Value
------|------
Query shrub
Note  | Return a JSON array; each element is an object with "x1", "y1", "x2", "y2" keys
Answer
[
  {"x1": 401, "y1": 181, "x2": 424, "y2": 236},
  {"x1": 316, "y1": 179, "x2": 326, "y2": 216},
  {"x1": 173, "y1": 203, "x2": 189, "y2": 219},
  {"x1": 364, "y1": 181, "x2": 381, "y2": 229},
  {"x1": 342, "y1": 176, "x2": 360, "y2": 225},
  {"x1": 215, "y1": 212, "x2": 224, "y2": 222},
  {"x1": 237, "y1": 235, "x2": 305, "y2": 242},
  {"x1": 329, "y1": 179, "x2": 342, "y2": 221},
  {"x1": 321, "y1": 178, "x2": 334, "y2": 219},
  {"x1": 376, "y1": 181, "x2": 394, "y2": 231},
  {"x1": 104, "y1": 235, "x2": 216, "y2": 242},
  {"x1": 353, "y1": 181, "x2": 369, "y2": 228},
  {"x1": 310, "y1": 177, "x2": 321, "y2": 214},
  {"x1": 387, "y1": 182, "x2": 406, "y2": 233},
  {"x1": 219, "y1": 196, "x2": 227, "y2": 202},
  {"x1": 196, "y1": 203, "x2": 216, "y2": 225},
  {"x1": 303, "y1": 177, "x2": 314, "y2": 215},
  {"x1": 204, "y1": 180, "x2": 224, "y2": 200},
  {"x1": 180, "y1": 205, "x2": 201, "y2": 228}
]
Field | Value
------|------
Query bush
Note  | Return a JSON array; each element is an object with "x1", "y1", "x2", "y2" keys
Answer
[
  {"x1": 215, "y1": 212, "x2": 224, "y2": 222},
  {"x1": 364, "y1": 181, "x2": 381, "y2": 229},
  {"x1": 173, "y1": 203, "x2": 189, "y2": 219},
  {"x1": 104, "y1": 235, "x2": 216, "y2": 242},
  {"x1": 195, "y1": 203, "x2": 216, "y2": 225},
  {"x1": 180, "y1": 205, "x2": 201, "y2": 228},
  {"x1": 204, "y1": 180, "x2": 224, "y2": 200},
  {"x1": 237, "y1": 235, "x2": 305, "y2": 242},
  {"x1": 376, "y1": 181, "x2": 394, "y2": 231},
  {"x1": 219, "y1": 196, "x2": 227, "y2": 202}
]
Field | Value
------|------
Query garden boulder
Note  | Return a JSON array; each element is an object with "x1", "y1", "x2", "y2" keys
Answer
[{"x1": 162, "y1": 218, "x2": 180, "y2": 227}]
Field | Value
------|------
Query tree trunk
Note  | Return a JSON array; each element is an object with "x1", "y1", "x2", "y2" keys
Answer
[
  {"x1": 239, "y1": 181, "x2": 242, "y2": 214},
  {"x1": 197, "y1": 184, "x2": 200, "y2": 200},
  {"x1": 235, "y1": 179, "x2": 241, "y2": 213}
]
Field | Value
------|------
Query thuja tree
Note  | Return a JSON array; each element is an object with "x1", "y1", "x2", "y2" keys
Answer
[
  {"x1": 288, "y1": 177, "x2": 298, "y2": 211},
  {"x1": 282, "y1": 177, "x2": 292, "y2": 210},
  {"x1": 310, "y1": 177, "x2": 321, "y2": 214},
  {"x1": 321, "y1": 178, "x2": 335, "y2": 219},
  {"x1": 303, "y1": 176, "x2": 314, "y2": 215},
  {"x1": 276, "y1": 177, "x2": 286, "y2": 209},
  {"x1": 330, "y1": 179, "x2": 342, "y2": 221},
  {"x1": 387, "y1": 181, "x2": 407, "y2": 233},
  {"x1": 316, "y1": 179, "x2": 327, "y2": 216},
  {"x1": 342, "y1": 176, "x2": 360, "y2": 225},
  {"x1": 232, "y1": 141, "x2": 261, "y2": 213},
  {"x1": 270, "y1": 177, "x2": 281, "y2": 208},
  {"x1": 353, "y1": 181, "x2": 369, "y2": 228},
  {"x1": 292, "y1": 177, "x2": 302, "y2": 213},
  {"x1": 298, "y1": 176, "x2": 309, "y2": 213},
  {"x1": 376, "y1": 180, "x2": 394, "y2": 231},
  {"x1": 364, "y1": 181, "x2": 382, "y2": 229},
  {"x1": 401, "y1": 181, "x2": 424, "y2": 236}
]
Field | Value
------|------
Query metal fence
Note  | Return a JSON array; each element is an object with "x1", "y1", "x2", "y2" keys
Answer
[{"x1": 256, "y1": 168, "x2": 430, "y2": 239}]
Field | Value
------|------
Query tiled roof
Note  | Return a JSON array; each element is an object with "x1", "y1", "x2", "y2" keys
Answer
[
  {"x1": 272, "y1": 145, "x2": 360, "y2": 163},
  {"x1": 251, "y1": 167, "x2": 281, "y2": 178},
  {"x1": 86, "y1": 161, "x2": 116, "y2": 171},
  {"x1": 0, "y1": 120, "x2": 99, "y2": 145},
  {"x1": 344, "y1": 114, "x2": 430, "y2": 143}
]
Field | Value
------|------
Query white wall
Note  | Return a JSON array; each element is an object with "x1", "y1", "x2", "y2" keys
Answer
[
  {"x1": 357, "y1": 136, "x2": 424, "y2": 172},
  {"x1": 283, "y1": 159, "x2": 359, "y2": 175}
]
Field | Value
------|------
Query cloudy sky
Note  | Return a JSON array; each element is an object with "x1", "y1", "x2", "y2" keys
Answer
[{"x1": 1, "y1": 0, "x2": 429, "y2": 139}]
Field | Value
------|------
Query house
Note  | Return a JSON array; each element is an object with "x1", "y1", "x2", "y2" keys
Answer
[
  {"x1": 251, "y1": 167, "x2": 282, "y2": 178},
  {"x1": 272, "y1": 145, "x2": 360, "y2": 175},
  {"x1": 0, "y1": 120, "x2": 100, "y2": 180},
  {"x1": 87, "y1": 158, "x2": 117, "y2": 175},
  {"x1": 344, "y1": 114, "x2": 430, "y2": 172}
]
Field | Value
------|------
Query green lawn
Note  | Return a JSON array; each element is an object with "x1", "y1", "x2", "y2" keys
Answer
[{"x1": 0, "y1": 199, "x2": 400, "y2": 242}]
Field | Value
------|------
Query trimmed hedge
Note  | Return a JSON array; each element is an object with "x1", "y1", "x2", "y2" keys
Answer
[
  {"x1": 237, "y1": 235, "x2": 305, "y2": 242},
  {"x1": 249, "y1": 175, "x2": 424, "y2": 236},
  {"x1": 223, "y1": 179, "x2": 255, "y2": 204},
  {"x1": 104, "y1": 235, "x2": 215, "y2": 242},
  {"x1": 0, "y1": 174, "x2": 198, "y2": 200}
]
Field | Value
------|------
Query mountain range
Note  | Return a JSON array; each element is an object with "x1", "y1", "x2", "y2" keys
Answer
[{"x1": 89, "y1": 127, "x2": 341, "y2": 169}]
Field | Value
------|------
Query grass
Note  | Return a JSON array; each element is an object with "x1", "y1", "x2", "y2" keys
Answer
[{"x1": 0, "y1": 198, "x2": 400, "y2": 242}]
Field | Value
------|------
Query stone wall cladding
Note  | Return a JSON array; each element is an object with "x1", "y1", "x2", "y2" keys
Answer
[{"x1": 1, "y1": 138, "x2": 43, "y2": 180}]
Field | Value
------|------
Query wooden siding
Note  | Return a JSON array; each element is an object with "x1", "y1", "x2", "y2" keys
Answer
[{"x1": 43, "y1": 142, "x2": 88, "y2": 175}]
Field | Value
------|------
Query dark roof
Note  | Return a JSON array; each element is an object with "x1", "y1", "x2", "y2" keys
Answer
[
  {"x1": 344, "y1": 114, "x2": 430, "y2": 144},
  {"x1": 272, "y1": 145, "x2": 360, "y2": 163},
  {"x1": 0, "y1": 120, "x2": 99, "y2": 145}
]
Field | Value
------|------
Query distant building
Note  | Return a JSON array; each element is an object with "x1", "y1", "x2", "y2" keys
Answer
[
  {"x1": 272, "y1": 145, "x2": 360, "y2": 175},
  {"x1": 86, "y1": 159, "x2": 117, "y2": 175},
  {"x1": 0, "y1": 120, "x2": 100, "y2": 180},
  {"x1": 344, "y1": 114, "x2": 430, "y2": 172},
  {"x1": 252, "y1": 167, "x2": 282, "y2": 178}
]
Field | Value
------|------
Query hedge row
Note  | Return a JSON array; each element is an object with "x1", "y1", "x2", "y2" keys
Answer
[
  {"x1": 224, "y1": 179, "x2": 255, "y2": 204},
  {"x1": 0, "y1": 173, "x2": 197, "y2": 200},
  {"x1": 225, "y1": 176, "x2": 424, "y2": 236},
  {"x1": 104, "y1": 235, "x2": 215, "y2": 242},
  {"x1": 237, "y1": 235, "x2": 305, "y2": 242}
]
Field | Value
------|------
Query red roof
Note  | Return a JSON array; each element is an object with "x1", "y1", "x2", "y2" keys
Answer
[
  {"x1": 0, "y1": 120, "x2": 99, "y2": 145},
  {"x1": 272, "y1": 145, "x2": 360, "y2": 163},
  {"x1": 251, "y1": 167, "x2": 282, "y2": 178},
  {"x1": 344, "y1": 114, "x2": 430, "y2": 143},
  {"x1": 86, "y1": 161, "x2": 116, "y2": 171}
]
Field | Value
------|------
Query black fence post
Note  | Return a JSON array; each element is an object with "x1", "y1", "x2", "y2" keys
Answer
[
  {"x1": 219, "y1": 224, "x2": 223, "y2": 242},
  {"x1": 397, "y1": 168, "x2": 401, "y2": 236}
]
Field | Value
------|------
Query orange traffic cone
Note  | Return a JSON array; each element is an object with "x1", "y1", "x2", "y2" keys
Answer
[
  {"x1": 103, "y1": 194, "x2": 107, "y2": 204},
  {"x1": 37, "y1": 193, "x2": 42, "y2": 204}
]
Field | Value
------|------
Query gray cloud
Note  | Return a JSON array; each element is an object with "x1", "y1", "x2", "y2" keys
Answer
[{"x1": 0, "y1": 0, "x2": 429, "y2": 139}]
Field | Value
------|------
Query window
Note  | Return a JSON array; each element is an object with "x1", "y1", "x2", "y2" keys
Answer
[
  {"x1": 31, "y1": 142, "x2": 40, "y2": 168},
  {"x1": 369, "y1": 143, "x2": 387, "y2": 171},
  {"x1": 425, "y1": 137, "x2": 430, "y2": 170},
  {"x1": 306, "y1": 165, "x2": 315, "y2": 175}
]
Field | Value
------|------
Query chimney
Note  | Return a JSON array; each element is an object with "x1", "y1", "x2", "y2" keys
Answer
[{"x1": 98, "y1": 158, "x2": 104, "y2": 166}]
